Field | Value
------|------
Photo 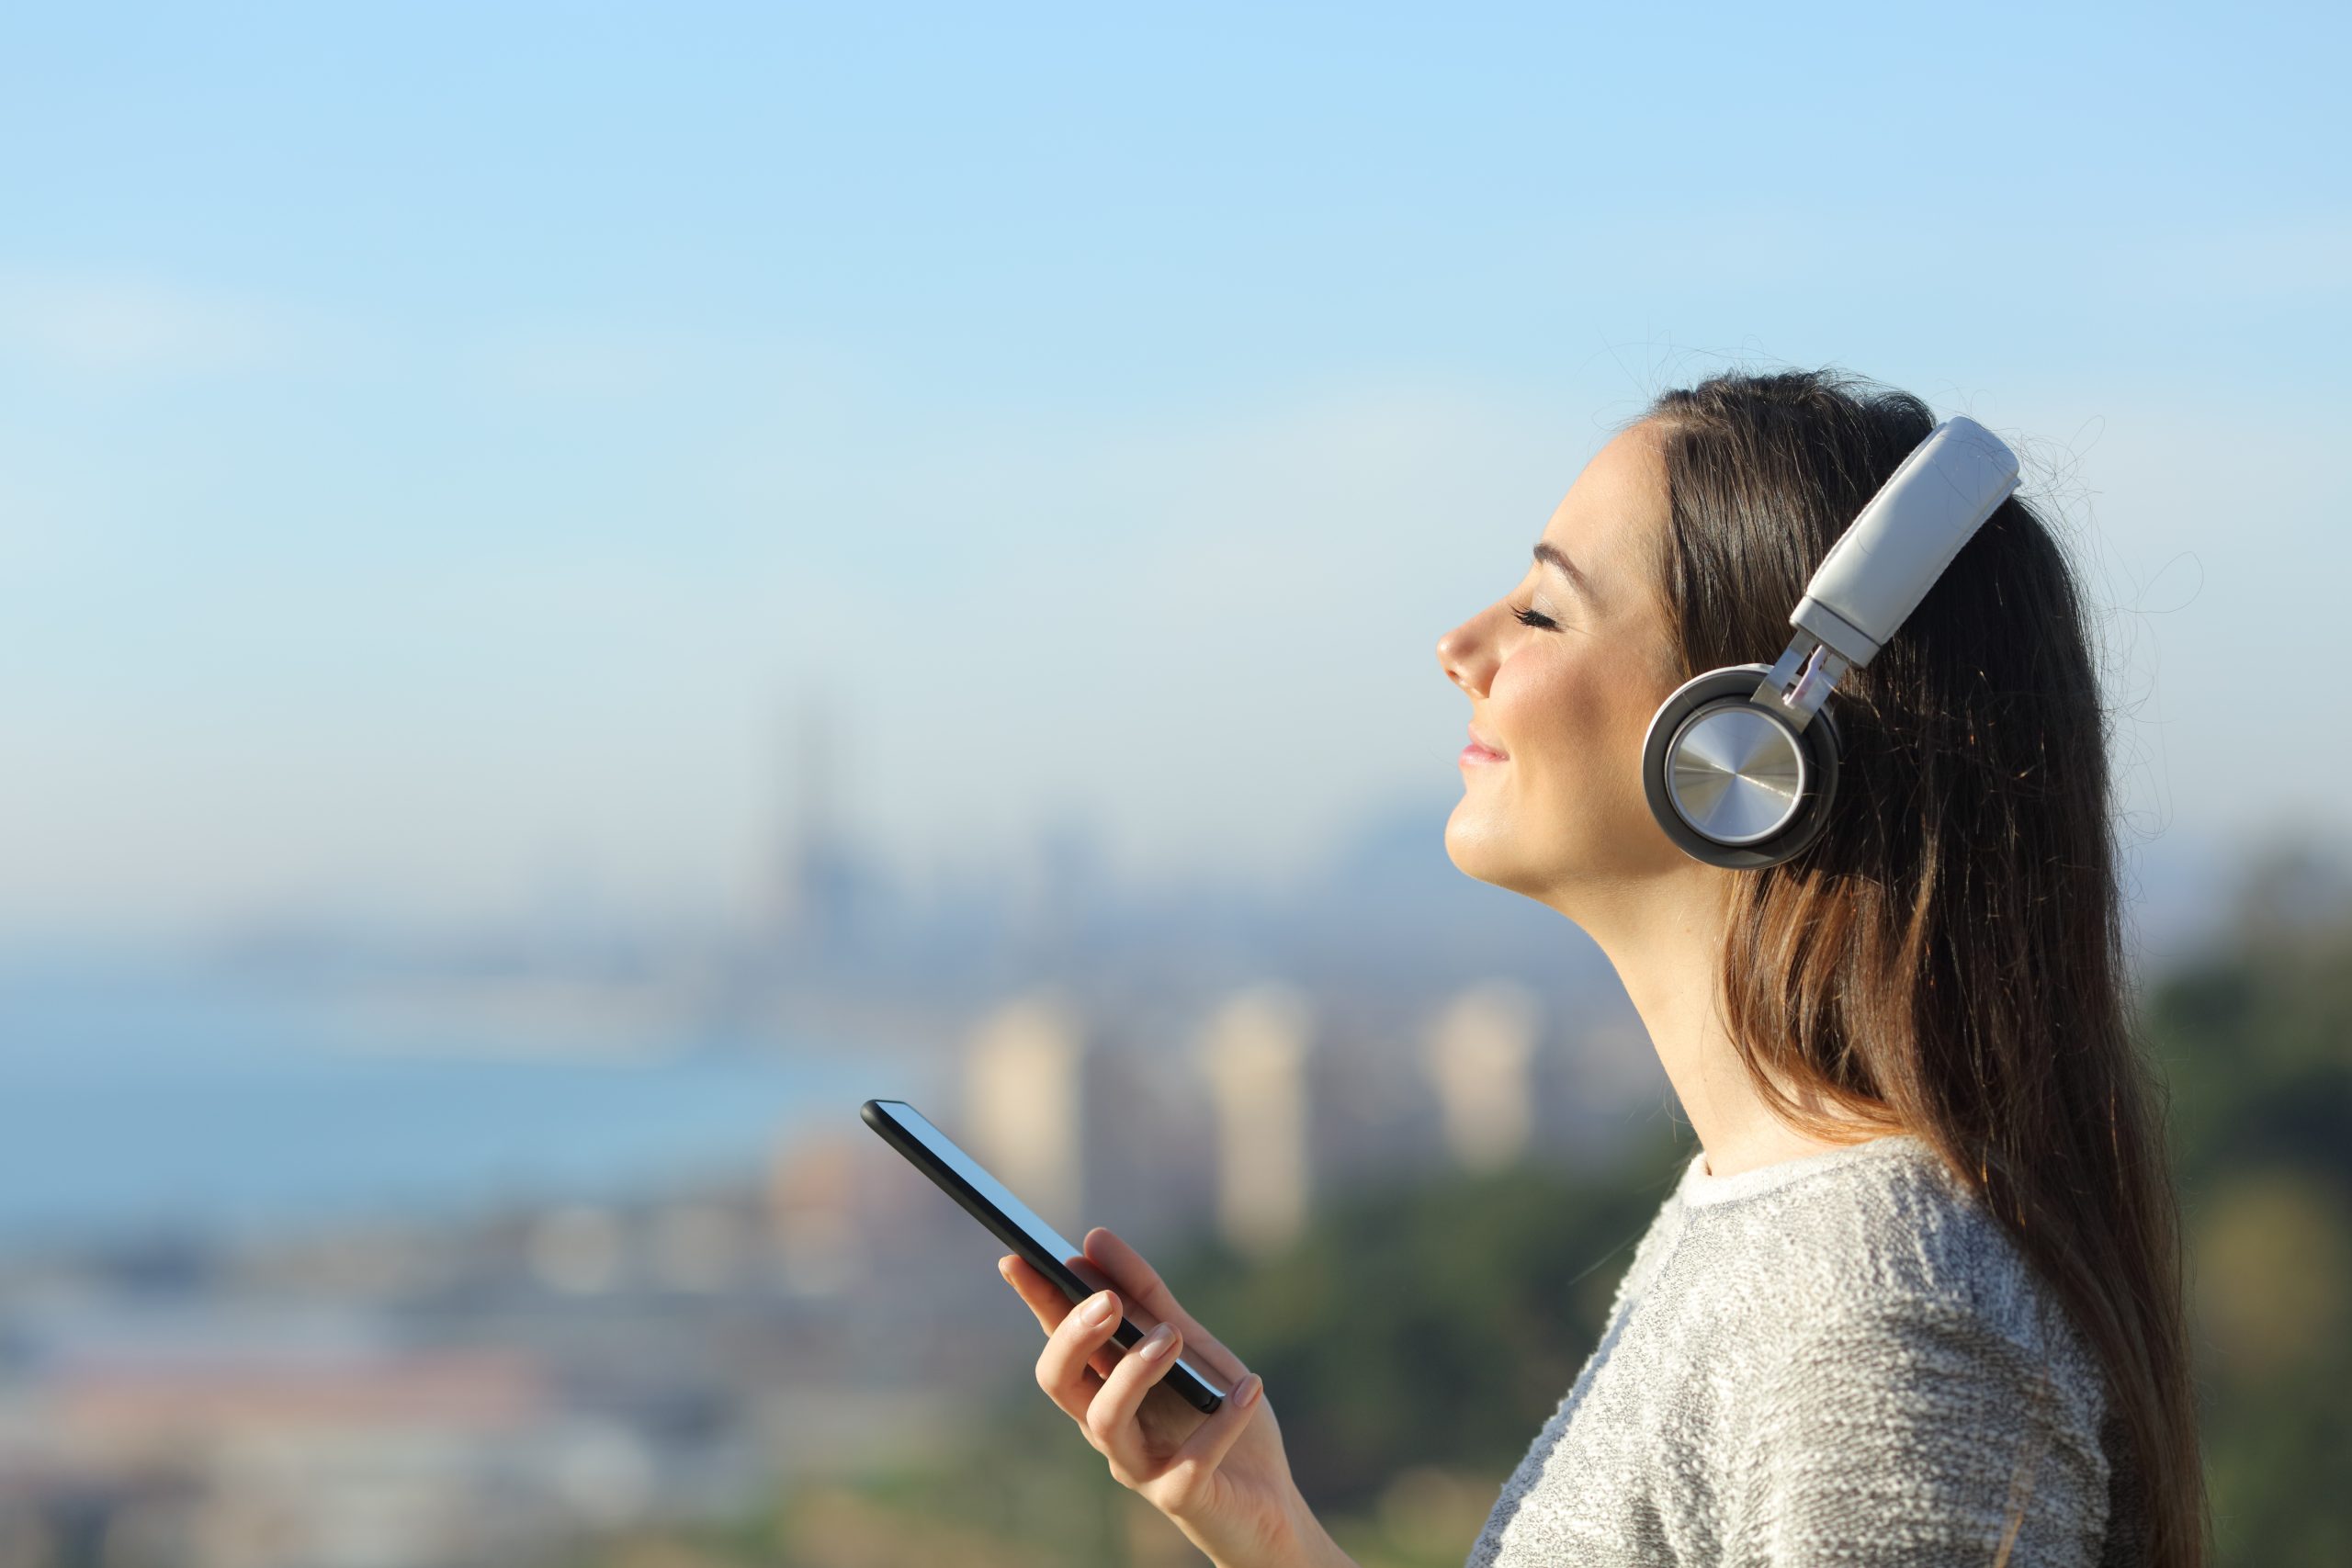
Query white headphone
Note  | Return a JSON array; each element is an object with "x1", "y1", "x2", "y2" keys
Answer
[{"x1": 1639, "y1": 415, "x2": 2023, "y2": 870}]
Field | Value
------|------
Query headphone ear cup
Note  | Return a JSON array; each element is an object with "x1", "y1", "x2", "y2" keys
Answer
[{"x1": 1640, "y1": 664, "x2": 1842, "y2": 870}]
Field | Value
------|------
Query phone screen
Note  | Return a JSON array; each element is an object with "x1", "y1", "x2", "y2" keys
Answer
[{"x1": 861, "y1": 1097, "x2": 1227, "y2": 1414}]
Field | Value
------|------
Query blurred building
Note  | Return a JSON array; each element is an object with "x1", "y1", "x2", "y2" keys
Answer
[
  {"x1": 964, "y1": 989, "x2": 1091, "y2": 1233},
  {"x1": 1423, "y1": 980, "x2": 1544, "y2": 1172},
  {"x1": 770, "y1": 1132, "x2": 872, "y2": 1299},
  {"x1": 960, "y1": 987, "x2": 1213, "y2": 1255},
  {"x1": 956, "y1": 978, "x2": 1638, "y2": 1267},
  {"x1": 1198, "y1": 983, "x2": 1319, "y2": 1260}
]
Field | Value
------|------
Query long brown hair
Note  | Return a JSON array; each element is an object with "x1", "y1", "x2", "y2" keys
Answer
[{"x1": 1636, "y1": 367, "x2": 2205, "y2": 1565}]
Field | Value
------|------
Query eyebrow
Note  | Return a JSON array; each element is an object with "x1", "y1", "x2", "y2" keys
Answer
[{"x1": 1532, "y1": 542, "x2": 1593, "y2": 598}]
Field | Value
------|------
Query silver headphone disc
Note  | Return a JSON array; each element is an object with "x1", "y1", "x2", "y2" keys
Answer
[{"x1": 1665, "y1": 702, "x2": 1808, "y2": 845}]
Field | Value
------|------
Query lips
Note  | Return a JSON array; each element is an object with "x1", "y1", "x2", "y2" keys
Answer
[{"x1": 1465, "y1": 724, "x2": 1509, "y2": 761}]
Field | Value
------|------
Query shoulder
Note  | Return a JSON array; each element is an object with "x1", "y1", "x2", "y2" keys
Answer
[
  {"x1": 1688, "y1": 1136, "x2": 2096, "y2": 1366},
  {"x1": 1690, "y1": 1141, "x2": 2116, "y2": 1562},
  {"x1": 1673, "y1": 1136, "x2": 2112, "y2": 1457}
]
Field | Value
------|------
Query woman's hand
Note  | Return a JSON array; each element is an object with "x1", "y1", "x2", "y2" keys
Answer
[{"x1": 997, "y1": 1226, "x2": 1353, "y2": 1568}]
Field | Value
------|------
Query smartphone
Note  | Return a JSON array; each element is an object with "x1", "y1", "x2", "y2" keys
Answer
[{"x1": 861, "y1": 1097, "x2": 1227, "y2": 1415}]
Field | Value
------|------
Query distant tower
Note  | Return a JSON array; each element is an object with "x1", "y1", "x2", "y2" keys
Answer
[
  {"x1": 1009, "y1": 816, "x2": 1103, "y2": 966},
  {"x1": 1199, "y1": 983, "x2": 1316, "y2": 1259},
  {"x1": 776, "y1": 696, "x2": 853, "y2": 950},
  {"x1": 1423, "y1": 980, "x2": 1542, "y2": 1172}
]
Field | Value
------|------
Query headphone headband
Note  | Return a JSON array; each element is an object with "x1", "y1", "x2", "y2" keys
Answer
[{"x1": 1789, "y1": 415, "x2": 2021, "y2": 669}]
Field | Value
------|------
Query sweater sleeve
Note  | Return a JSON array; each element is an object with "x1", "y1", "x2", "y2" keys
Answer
[{"x1": 1721, "y1": 1298, "x2": 2111, "y2": 1567}]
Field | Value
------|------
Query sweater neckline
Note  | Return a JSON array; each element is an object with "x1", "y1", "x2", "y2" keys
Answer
[{"x1": 1676, "y1": 1131, "x2": 1927, "y2": 1209}]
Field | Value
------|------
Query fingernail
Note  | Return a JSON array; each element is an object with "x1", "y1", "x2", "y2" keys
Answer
[
  {"x1": 1084, "y1": 1292, "x2": 1117, "y2": 1326},
  {"x1": 1238, "y1": 1374, "x2": 1262, "y2": 1408},
  {"x1": 1138, "y1": 1323, "x2": 1175, "y2": 1359}
]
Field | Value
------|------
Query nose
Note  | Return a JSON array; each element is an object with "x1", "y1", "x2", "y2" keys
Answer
[{"x1": 1436, "y1": 609, "x2": 1498, "y2": 698}]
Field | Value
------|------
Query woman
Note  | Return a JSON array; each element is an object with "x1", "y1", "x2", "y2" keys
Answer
[{"x1": 995, "y1": 367, "x2": 2205, "y2": 1567}]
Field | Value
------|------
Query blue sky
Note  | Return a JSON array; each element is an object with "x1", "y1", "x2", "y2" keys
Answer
[{"x1": 2, "y1": 3, "x2": 2345, "y2": 939}]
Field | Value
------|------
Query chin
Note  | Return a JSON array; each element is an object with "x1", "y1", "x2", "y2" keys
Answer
[
  {"x1": 1448, "y1": 811, "x2": 1619, "y2": 914},
  {"x1": 1442, "y1": 808, "x2": 1536, "y2": 895}
]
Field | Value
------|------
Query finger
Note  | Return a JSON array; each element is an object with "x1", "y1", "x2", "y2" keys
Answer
[
  {"x1": 1155, "y1": 1371, "x2": 1267, "y2": 1506},
  {"x1": 998, "y1": 1257, "x2": 1123, "y2": 1379},
  {"x1": 1001, "y1": 1254, "x2": 1152, "y2": 1333},
  {"x1": 998, "y1": 1254, "x2": 1070, "y2": 1331},
  {"x1": 1035, "y1": 1286, "x2": 1124, "y2": 1424},
  {"x1": 1085, "y1": 1319, "x2": 1186, "y2": 1480},
  {"x1": 1081, "y1": 1228, "x2": 1242, "y2": 1378}
]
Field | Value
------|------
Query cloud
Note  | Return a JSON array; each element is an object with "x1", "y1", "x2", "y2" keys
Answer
[{"x1": 0, "y1": 268, "x2": 314, "y2": 378}]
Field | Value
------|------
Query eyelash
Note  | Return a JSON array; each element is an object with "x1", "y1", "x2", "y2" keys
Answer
[{"x1": 1510, "y1": 603, "x2": 1559, "y2": 631}]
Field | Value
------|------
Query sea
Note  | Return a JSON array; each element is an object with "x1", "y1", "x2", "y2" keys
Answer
[{"x1": 0, "y1": 950, "x2": 944, "y2": 1253}]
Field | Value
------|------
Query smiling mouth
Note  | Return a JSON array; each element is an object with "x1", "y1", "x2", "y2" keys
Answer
[{"x1": 1463, "y1": 725, "x2": 1508, "y2": 763}]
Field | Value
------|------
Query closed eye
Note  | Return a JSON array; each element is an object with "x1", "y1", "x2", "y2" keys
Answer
[{"x1": 1510, "y1": 603, "x2": 1559, "y2": 631}]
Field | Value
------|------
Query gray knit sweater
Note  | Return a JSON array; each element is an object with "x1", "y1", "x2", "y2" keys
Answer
[{"x1": 1464, "y1": 1133, "x2": 2135, "y2": 1566}]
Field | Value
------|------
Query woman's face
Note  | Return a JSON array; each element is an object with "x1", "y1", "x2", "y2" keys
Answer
[{"x1": 1436, "y1": 419, "x2": 1695, "y2": 904}]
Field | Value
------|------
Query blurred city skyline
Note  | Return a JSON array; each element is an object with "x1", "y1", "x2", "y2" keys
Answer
[
  {"x1": 2, "y1": 8, "x2": 2345, "y2": 1562},
  {"x1": 5, "y1": 3, "x2": 2348, "y2": 945}
]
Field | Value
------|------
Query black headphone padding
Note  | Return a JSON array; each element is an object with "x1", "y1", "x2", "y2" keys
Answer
[{"x1": 1639, "y1": 664, "x2": 1843, "y2": 870}]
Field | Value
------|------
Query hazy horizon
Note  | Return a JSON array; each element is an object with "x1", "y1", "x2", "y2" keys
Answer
[{"x1": 5, "y1": 4, "x2": 2344, "y2": 944}]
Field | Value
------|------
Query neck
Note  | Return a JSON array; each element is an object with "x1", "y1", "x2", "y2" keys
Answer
[{"x1": 1563, "y1": 866, "x2": 1876, "y2": 1180}]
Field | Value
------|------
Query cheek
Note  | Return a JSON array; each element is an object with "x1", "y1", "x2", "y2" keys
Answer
[
  {"x1": 1491, "y1": 650, "x2": 1637, "y2": 772},
  {"x1": 1489, "y1": 653, "x2": 1679, "y2": 848}
]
